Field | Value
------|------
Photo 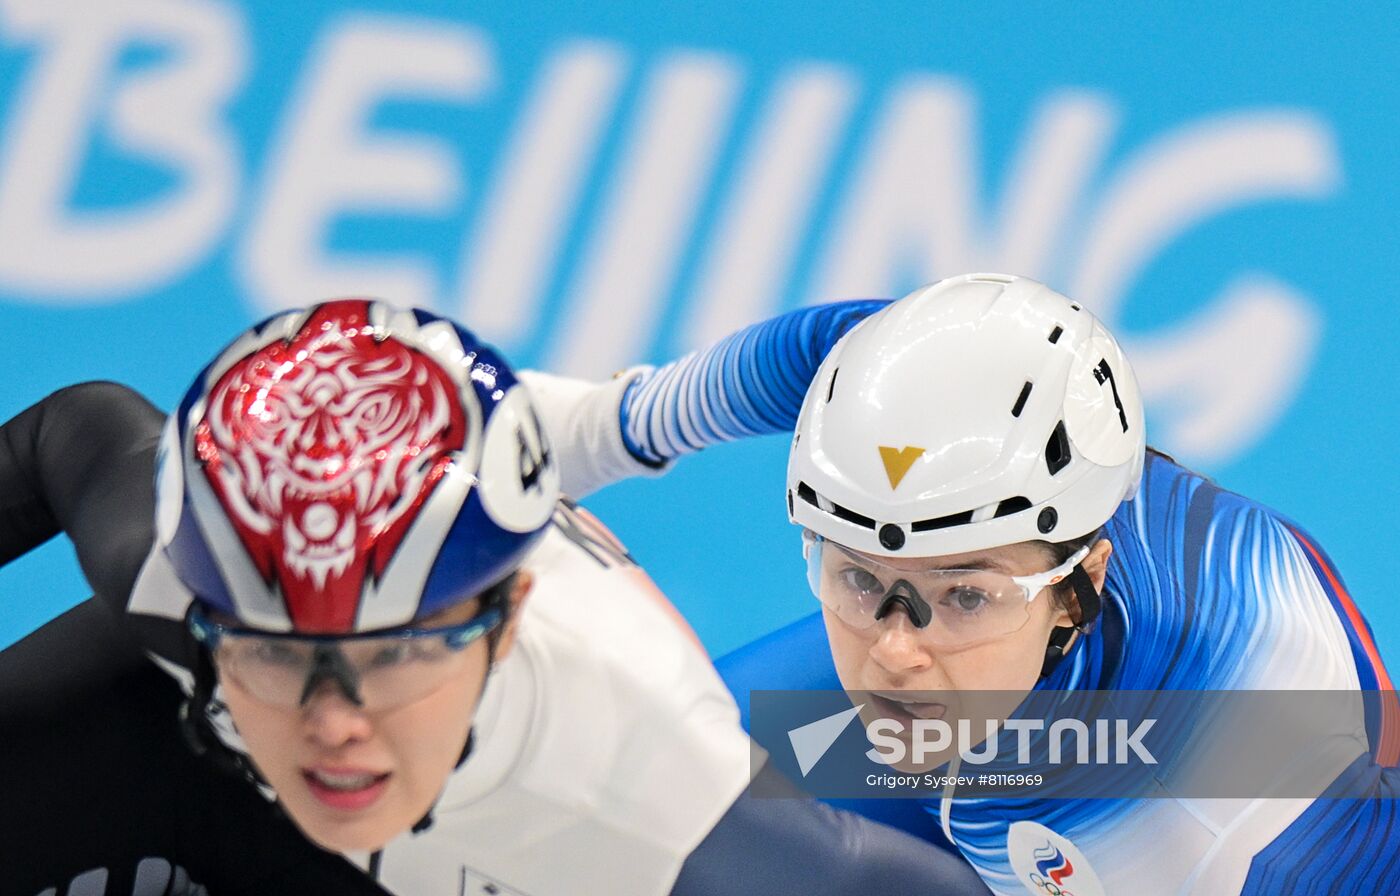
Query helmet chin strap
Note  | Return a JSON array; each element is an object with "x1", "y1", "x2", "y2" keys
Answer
[
  {"x1": 412, "y1": 657, "x2": 496, "y2": 838},
  {"x1": 1040, "y1": 565, "x2": 1102, "y2": 679},
  {"x1": 413, "y1": 587, "x2": 513, "y2": 836}
]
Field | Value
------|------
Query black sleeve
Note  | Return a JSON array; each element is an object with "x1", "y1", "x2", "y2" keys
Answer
[
  {"x1": 0, "y1": 382, "x2": 164, "y2": 612},
  {"x1": 670, "y1": 762, "x2": 989, "y2": 895},
  {"x1": 0, "y1": 385, "x2": 394, "y2": 893},
  {"x1": 0, "y1": 598, "x2": 390, "y2": 896}
]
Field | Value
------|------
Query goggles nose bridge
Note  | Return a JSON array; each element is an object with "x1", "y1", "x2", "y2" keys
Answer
[
  {"x1": 873, "y1": 579, "x2": 933, "y2": 629},
  {"x1": 298, "y1": 644, "x2": 366, "y2": 708}
]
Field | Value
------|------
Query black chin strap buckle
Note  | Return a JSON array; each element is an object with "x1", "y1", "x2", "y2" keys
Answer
[
  {"x1": 873, "y1": 580, "x2": 932, "y2": 628},
  {"x1": 1041, "y1": 626, "x2": 1078, "y2": 679}
]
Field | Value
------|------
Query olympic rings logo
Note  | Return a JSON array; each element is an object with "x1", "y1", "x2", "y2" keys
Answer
[{"x1": 1028, "y1": 873, "x2": 1077, "y2": 896}]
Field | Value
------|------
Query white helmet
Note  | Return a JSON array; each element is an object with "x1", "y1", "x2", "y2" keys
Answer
[{"x1": 788, "y1": 273, "x2": 1145, "y2": 557}]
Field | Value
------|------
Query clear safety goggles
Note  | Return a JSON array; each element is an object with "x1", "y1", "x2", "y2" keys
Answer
[
  {"x1": 188, "y1": 602, "x2": 504, "y2": 712},
  {"x1": 803, "y1": 531, "x2": 1089, "y2": 650}
]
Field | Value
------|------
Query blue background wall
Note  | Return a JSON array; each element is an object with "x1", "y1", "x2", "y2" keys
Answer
[{"x1": 1, "y1": 1, "x2": 1395, "y2": 665}]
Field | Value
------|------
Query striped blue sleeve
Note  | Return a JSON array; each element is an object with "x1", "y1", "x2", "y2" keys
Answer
[{"x1": 620, "y1": 300, "x2": 889, "y2": 463}]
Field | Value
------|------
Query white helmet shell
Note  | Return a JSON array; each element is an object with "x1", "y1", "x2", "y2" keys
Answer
[{"x1": 788, "y1": 273, "x2": 1145, "y2": 557}]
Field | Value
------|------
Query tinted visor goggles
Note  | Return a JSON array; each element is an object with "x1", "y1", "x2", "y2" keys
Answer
[{"x1": 188, "y1": 601, "x2": 504, "y2": 712}]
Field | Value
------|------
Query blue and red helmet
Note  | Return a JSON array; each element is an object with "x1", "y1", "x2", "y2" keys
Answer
[{"x1": 155, "y1": 300, "x2": 560, "y2": 634}]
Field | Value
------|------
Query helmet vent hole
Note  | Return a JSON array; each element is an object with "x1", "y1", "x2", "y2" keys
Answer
[
  {"x1": 826, "y1": 367, "x2": 840, "y2": 403},
  {"x1": 1070, "y1": 303, "x2": 1081, "y2": 311},
  {"x1": 994, "y1": 496, "x2": 1032, "y2": 518},
  {"x1": 1011, "y1": 381, "x2": 1033, "y2": 417},
  {"x1": 832, "y1": 504, "x2": 876, "y2": 529},
  {"x1": 910, "y1": 509, "x2": 976, "y2": 532},
  {"x1": 1045, "y1": 421, "x2": 1072, "y2": 475},
  {"x1": 1048, "y1": 325, "x2": 1063, "y2": 344},
  {"x1": 799, "y1": 481, "x2": 876, "y2": 530}
]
